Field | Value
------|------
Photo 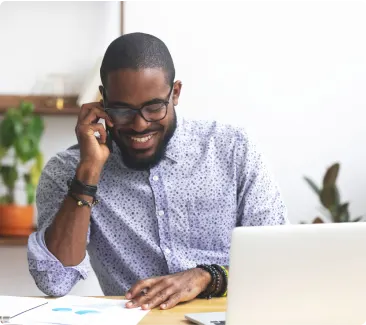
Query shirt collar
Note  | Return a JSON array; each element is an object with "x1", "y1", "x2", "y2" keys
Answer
[{"x1": 164, "y1": 113, "x2": 184, "y2": 163}]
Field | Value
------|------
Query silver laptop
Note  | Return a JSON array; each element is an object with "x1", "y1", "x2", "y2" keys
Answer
[{"x1": 185, "y1": 222, "x2": 366, "y2": 325}]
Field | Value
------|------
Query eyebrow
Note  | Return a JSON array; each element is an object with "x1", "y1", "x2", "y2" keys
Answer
[{"x1": 108, "y1": 97, "x2": 166, "y2": 108}]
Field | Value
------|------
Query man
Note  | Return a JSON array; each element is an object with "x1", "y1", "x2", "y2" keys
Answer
[{"x1": 28, "y1": 33, "x2": 288, "y2": 310}]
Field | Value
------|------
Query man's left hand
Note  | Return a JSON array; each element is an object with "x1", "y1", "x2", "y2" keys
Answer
[{"x1": 125, "y1": 268, "x2": 211, "y2": 310}]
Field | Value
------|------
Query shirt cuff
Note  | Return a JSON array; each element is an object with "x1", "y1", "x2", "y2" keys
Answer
[{"x1": 28, "y1": 228, "x2": 90, "y2": 280}]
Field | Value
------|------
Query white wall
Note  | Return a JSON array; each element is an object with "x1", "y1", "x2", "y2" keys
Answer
[
  {"x1": 2, "y1": 0, "x2": 366, "y2": 296},
  {"x1": 0, "y1": 1, "x2": 121, "y2": 296},
  {"x1": 124, "y1": 0, "x2": 366, "y2": 224}
]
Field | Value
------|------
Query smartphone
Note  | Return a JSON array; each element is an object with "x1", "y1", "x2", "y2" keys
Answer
[
  {"x1": 105, "y1": 124, "x2": 113, "y2": 153},
  {"x1": 101, "y1": 90, "x2": 113, "y2": 153}
]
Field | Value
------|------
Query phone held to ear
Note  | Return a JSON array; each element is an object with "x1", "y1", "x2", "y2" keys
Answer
[
  {"x1": 101, "y1": 90, "x2": 113, "y2": 153},
  {"x1": 106, "y1": 124, "x2": 113, "y2": 153}
]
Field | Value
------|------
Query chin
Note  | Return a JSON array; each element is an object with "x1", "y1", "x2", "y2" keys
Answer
[{"x1": 121, "y1": 147, "x2": 164, "y2": 171}]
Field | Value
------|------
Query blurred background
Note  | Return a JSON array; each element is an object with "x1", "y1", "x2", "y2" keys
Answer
[{"x1": 0, "y1": 0, "x2": 365, "y2": 295}]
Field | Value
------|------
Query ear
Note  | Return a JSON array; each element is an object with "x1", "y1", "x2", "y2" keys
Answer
[{"x1": 172, "y1": 81, "x2": 182, "y2": 106}]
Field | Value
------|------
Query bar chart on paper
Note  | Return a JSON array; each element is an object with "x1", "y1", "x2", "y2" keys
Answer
[{"x1": 13, "y1": 296, "x2": 150, "y2": 325}]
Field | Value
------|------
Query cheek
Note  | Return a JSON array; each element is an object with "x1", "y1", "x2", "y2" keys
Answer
[{"x1": 163, "y1": 105, "x2": 174, "y2": 126}]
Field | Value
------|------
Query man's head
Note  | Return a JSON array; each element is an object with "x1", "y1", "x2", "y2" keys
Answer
[{"x1": 100, "y1": 32, "x2": 182, "y2": 170}]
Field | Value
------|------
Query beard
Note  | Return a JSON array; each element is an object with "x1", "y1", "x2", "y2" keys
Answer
[{"x1": 113, "y1": 109, "x2": 177, "y2": 171}]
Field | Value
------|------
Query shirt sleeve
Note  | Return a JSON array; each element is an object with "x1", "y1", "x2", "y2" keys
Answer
[
  {"x1": 235, "y1": 130, "x2": 289, "y2": 226},
  {"x1": 27, "y1": 151, "x2": 91, "y2": 296}
]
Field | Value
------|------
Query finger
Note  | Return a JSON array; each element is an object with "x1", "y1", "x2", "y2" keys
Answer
[
  {"x1": 126, "y1": 278, "x2": 160, "y2": 300},
  {"x1": 77, "y1": 123, "x2": 107, "y2": 144},
  {"x1": 141, "y1": 286, "x2": 176, "y2": 310},
  {"x1": 160, "y1": 292, "x2": 182, "y2": 310},
  {"x1": 127, "y1": 279, "x2": 170, "y2": 309},
  {"x1": 78, "y1": 102, "x2": 103, "y2": 122},
  {"x1": 81, "y1": 107, "x2": 113, "y2": 126}
]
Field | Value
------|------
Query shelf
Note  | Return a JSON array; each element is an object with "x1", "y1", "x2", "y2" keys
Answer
[
  {"x1": 0, "y1": 95, "x2": 80, "y2": 115},
  {"x1": 0, "y1": 227, "x2": 37, "y2": 246},
  {"x1": 0, "y1": 235, "x2": 30, "y2": 246}
]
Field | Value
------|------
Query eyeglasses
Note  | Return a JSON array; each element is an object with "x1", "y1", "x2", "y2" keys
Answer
[{"x1": 104, "y1": 85, "x2": 173, "y2": 125}]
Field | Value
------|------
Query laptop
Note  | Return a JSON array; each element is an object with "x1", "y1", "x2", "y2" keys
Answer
[{"x1": 185, "y1": 222, "x2": 366, "y2": 325}]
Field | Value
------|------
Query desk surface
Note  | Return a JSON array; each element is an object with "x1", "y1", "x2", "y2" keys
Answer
[{"x1": 105, "y1": 297, "x2": 226, "y2": 325}]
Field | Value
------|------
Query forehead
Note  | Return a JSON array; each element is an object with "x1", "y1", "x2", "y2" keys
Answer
[{"x1": 106, "y1": 68, "x2": 170, "y2": 105}]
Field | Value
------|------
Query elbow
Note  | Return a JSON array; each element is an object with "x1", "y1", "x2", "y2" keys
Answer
[{"x1": 29, "y1": 268, "x2": 80, "y2": 297}]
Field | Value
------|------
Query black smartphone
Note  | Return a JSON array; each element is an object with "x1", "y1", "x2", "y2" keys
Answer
[
  {"x1": 105, "y1": 124, "x2": 113, "y2": 153},
  {"x1": 101, "y1": 90, "x2": 113, "y2": 153}
]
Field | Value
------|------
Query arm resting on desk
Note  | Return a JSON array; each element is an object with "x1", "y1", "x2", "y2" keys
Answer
[
  {"x1": 28, "y1": 227, "x2": 90, "y2": 296},
  {"x1": 27, "y1": 154, "x2": 91, "y2": 296}
]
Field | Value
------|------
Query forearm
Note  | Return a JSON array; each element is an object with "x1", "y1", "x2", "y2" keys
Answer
[{"x1": 45, "y1": 163, "x2": 100, "y2": 266}]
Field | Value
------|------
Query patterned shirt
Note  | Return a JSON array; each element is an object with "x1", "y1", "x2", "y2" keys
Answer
[{"x1": 27, "y1": 115, "x2": 288, "y2": 296}]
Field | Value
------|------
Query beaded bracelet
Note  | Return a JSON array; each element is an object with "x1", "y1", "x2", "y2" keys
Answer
[
  {"x1": 196, "y1": 264, "x2": 220, "y2": 299},
  {"x1": 212, "y1": 264, "x2": 228, "y2": 297},
  {"x1": 68, "y1": 191, "x2": 99, "y2": 208},
  {"x1": 221, "y1": 266, "x2": 228, "y2": 297}
]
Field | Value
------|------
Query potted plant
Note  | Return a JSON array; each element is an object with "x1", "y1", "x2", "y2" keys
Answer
[
  {"x1": 0, "y1": 101, "x2": 44, "y2": 236},
  {"x1": 303, "y1": 162, "x2": 363, "y2": 223}
]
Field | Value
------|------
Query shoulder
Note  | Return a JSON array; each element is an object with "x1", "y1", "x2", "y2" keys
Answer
[
  {"x1": 41, "y1": 145, "x2": 80, "y2": 180},
  {"x1": 179, "y1": 117, "x2": 252, "y2": 150}
]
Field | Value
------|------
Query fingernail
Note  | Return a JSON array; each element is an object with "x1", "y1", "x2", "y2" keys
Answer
[
  {"x1": 126, "y1": 292, "x2": 131, "y2": 299},
  {"x1": 160, "y1": 304, "x2": 167, "y2": 309},
  {"x1": 142, "y1": 304, "x2": 149, "y2": 309}
]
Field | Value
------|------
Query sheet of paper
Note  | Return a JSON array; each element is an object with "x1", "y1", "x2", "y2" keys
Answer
[
  {"x1": 13, "y1": 296, "x2": 150, "y2": 325},
  {"x1": 0, "y1": 296, "x2": 48, "y2": 318}
]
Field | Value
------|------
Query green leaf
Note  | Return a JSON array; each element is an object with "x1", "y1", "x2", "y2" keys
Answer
[
  {"x1": 30, "y1": 155, "x2": 43, "y2": 186},
  {"x1": 352, "y1": 216, "x2": 364, "y2": 222},
  {"x1": 25, "y1": 181, "x2": 35, "y2": 204},
  {"x1": 0, "y1": 146, "x2": 7, "y2": 159},
  {"x1": 0, "y1": 108, "x2": 24, "y2": 148},
  {"x1": 0, "y1": 194, "x2": 12, "y2": 204},
  {"x1": 35, "y1": 151, "x2": 43, "y2": 171},
  {"x1": 304, "y1": 177, "x2": 321, "y2": 195},
  {"x1": 14, "y1": 136, "x2": 39, "y2": 163},
  {"x1": 0, "y1": 118, "x2": 15, "y2": 148},
  {"x1": 320, "y1": 186, "x2": 339, "y2": 209},
  {"x1": 26, "y1": 115, "x2": 44, "y2": 140},
  {"x1": 338, "y1": 202, "x2": 350, "y2": 223},
  {"x1": 20, "y1": 101, "x2": 35, "y2": 116},
  {"x1": 323, "y1": 163, "x2": 340, "y2": 187},
  {"x1": 0, "y1": 166, "x2": 18, "y2": 189}
]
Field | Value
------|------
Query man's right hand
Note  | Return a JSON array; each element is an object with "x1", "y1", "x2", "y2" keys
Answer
[{"x1": 75, "y1": 102, "x2": 114, "y2": 184}]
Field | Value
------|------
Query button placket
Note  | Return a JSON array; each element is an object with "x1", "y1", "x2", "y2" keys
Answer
[{"x1": 149, "y1": 168, "x2": 173, "y2": 270}]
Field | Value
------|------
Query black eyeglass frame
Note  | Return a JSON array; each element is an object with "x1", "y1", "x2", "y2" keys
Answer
[{"x1": 103, "y1": 84, "x2": 174, "y2": 124}]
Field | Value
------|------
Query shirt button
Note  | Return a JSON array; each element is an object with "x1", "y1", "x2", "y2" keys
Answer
[
  {"x1": 158, "y1": 210, "x2": 165, "y2": 216},
  {"x1": 165, "y1": 248, "x2": 171, "y2": 254},
  {"x1": 153, "y1": 175, "x2": 159, "y2": 181}
]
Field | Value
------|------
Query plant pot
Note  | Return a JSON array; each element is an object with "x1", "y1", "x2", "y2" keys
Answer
[{"x1": 0, "y1": 204, "x2": 34, "y2": 236}]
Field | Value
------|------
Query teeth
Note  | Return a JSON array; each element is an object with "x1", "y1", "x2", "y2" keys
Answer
[{"x1": 130, "y1": 134, "x2": 153, "y2": 143}]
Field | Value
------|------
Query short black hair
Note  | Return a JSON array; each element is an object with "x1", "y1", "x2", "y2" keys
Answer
[{"x1": 100, "y1": 32, "x2": 175, "y2": 88}]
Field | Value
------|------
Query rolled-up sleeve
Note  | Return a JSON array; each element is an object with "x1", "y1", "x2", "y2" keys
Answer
[{"x1": 27, "y1": 151, "x2": 91, "y2": 296}]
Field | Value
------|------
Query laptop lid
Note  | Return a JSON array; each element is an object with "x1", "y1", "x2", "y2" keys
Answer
[{"x1": 226, "y1": 223, "x2": 366, "y2": 325}]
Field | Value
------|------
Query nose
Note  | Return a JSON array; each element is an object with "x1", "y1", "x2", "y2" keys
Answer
[{"x1": 130, "y1": 112, "x2": 150, "y2": 133}]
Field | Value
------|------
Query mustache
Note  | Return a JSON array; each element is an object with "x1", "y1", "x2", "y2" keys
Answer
[{"x1": 117, "y1": 125, "x2": 164, "y2": 137}]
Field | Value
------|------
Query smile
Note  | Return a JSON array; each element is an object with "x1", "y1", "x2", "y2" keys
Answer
[{"x1": 129, "y1": 133, "x2": 155, "y2": 143}]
